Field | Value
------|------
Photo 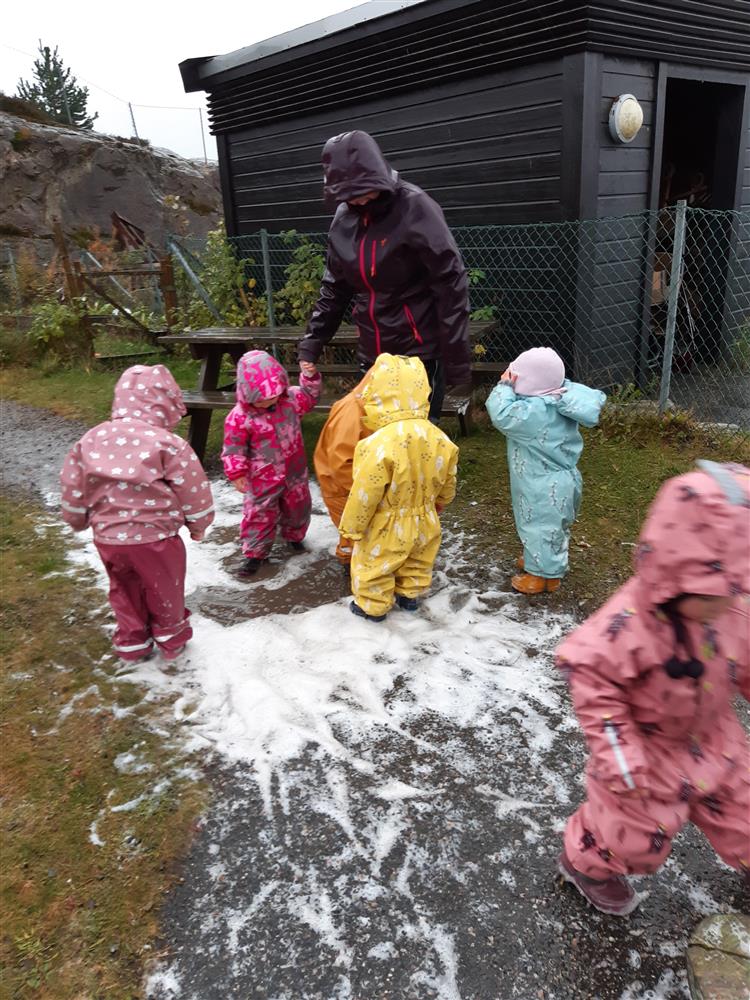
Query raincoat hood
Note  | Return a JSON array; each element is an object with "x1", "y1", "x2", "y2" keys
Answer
[
  {"x1": 236, "y1": 350, "x2": 290, "y2": 408},
  {"x1": 111, "y1": 364, "x2": 186, "y2": 429},
  {"x1": 510, "y1": 347, "x2": 566, "y2": 397},
  {"x1": 634, "y1": 461, "x2": 750, "y2": 605},
  {"x1": 322, "y1": 130, "x2": 399, "y2": 204},
  {"x1": 362, "y1": 354, "x2": 430, "y2": 430}
]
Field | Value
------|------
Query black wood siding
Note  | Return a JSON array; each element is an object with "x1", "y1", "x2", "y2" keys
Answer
[
  {"x1": 573, "y1": 56, "x2": 659, "y2": 385},
  {"x1": 224, "y1": 60, "x2": 564, "y2": 235}
]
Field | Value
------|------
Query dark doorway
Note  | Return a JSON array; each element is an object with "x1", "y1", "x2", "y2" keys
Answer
[
  {"x1": 655, "y1": 77, "x2": 746, "y2": 366},
  {"x1": 660, "y1": 78, "x2": 745, "y2": 211}
]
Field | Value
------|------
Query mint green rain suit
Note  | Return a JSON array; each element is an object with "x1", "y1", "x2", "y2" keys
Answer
[{"x1": 486, "y1": 381, "x2": 606, "y2": 579}]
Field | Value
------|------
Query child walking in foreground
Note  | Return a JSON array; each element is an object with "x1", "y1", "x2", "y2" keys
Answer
[
  {"x1": 557, "y1": 462, "x2": 750, "y2": 916},
  {"x1": 313, "y1": 370, "x2": 372, "y2": 567},
  {"x1": 222, "y1": 350, "x2": 321, "y2": 576},
  {"x1": 339, "y1": 354, "x2": 458, "y2": 621},
  {"x1": 60, "y1": 364, "x2": 214, "y2": 663},
  {"x1": 485, "y1": 347, "x2": 606, "y2": 595}
]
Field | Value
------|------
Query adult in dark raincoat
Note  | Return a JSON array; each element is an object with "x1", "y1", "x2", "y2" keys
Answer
[{"x1": 298, "y1": 131, "x2": 471, "y2": 422}]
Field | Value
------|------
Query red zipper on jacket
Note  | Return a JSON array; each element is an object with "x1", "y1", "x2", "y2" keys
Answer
[
  {"x1": 359, "y1": 236, "x2": 381, "y2": 355},
  {"x1": 403, "y1": 303, "x2": 423, "y2": 344}
]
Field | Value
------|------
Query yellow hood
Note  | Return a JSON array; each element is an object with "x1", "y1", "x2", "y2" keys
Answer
[{"x1": 361, "y1": 354, "x2": 430, "y2": 430}]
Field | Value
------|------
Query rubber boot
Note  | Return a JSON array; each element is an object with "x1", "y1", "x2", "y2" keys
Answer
[
  {"x1": 238, "y1": 557, "x2": 266, "y2": 577},
  {"x1": 395, "y1": 594, "x2": 419, "y2": 612},
  {"x1": 512, "y1": 573, "x2": 561, "y2": 595},
  {"x1": 350, "y1": 601, "x2": 386, "y2": 622},
  {"x1": 557, "y1": 850, "x2": 639, "y2": 916}
]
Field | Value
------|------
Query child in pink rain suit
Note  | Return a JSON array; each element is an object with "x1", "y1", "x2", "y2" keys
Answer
[
  {"x1": 60, "y1": 364, "x2": 214, "y2": 663},
  {"x1": 222, "y1": 350, "x2": 321, "y2": 576},
  {"x1": 557, "y1": 461, "x2": 750, "y2": 915}
]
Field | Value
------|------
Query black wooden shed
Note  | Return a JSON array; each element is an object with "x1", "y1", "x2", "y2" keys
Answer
[{"x1": 181, "y1": 0, "x2": 750, "y2": 385}]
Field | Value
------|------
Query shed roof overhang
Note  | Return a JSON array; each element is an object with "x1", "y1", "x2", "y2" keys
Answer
[{"x1": 180, "y1": 0, "x2": 750, "y2": 134}]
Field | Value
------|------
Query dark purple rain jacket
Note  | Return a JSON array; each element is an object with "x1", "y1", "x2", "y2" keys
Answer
[{"x1": 298, "y1": 131, "x2": 471, "y2": 385}]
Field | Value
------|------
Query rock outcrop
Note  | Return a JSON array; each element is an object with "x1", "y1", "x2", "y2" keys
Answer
[{"x1": 0, "y1": 111, "x2": 222, "y2": 253}]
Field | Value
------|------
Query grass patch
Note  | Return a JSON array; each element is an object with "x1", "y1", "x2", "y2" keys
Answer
[
  {"x1": 454, "y1": 410, "x2": 748, "y2": 613},
  {"x1": 0, "y1": 497, "x2": 206, "y2": 998}
]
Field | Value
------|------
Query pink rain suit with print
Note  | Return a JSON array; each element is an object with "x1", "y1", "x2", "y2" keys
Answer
[
  {"x1": 60, "y1": 364, "x2": 215, "y2": 660},
  {"x1": 558, "y1": 461, "x2": 750, "y2": 880},
  {"x1": 221, "y1": 350, "x2": 321, "y2": 559}
]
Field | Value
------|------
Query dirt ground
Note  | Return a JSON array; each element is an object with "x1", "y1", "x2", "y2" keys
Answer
[{"x1": 2, "y1": 399, "x2": 747, "y2": 1000}]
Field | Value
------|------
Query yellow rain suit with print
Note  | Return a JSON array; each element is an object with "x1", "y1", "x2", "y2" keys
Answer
[{"x1": 339, "y1": 354, "x2": 459, "y2": 617}]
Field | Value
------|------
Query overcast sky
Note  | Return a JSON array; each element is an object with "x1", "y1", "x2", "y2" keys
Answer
[{"x1": 2, "y1": 1, "x2": 395, "y2": 162}]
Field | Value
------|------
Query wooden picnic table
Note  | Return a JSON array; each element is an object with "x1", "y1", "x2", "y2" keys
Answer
[
  {"x1": 158, "y1": 322, "x2": 502, "y2": 462},
  {"x1": 158, "y1": 325, "x2": 362, "y2": 460}
]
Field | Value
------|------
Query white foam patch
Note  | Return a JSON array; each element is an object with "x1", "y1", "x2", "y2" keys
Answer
[{"x1": 58, "y1": 480, "x2": 578, "y2": 995}]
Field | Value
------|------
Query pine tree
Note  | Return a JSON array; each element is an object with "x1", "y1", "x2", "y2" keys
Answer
[{"x1": 16, "y1": 42, "x2": 98, "y2": 130}]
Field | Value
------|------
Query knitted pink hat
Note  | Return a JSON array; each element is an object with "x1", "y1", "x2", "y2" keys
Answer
[{"x1": 509, "y1": 347, "x2": 566, "y2": 397}]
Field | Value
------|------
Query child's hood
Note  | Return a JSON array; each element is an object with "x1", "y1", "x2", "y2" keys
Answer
[
  {"x1": 361, "y1": 354, "x2": 430, "y2": 430},
  {"x1": 236, "y1": 350, "x2": 289, "y2": 407},
  {"x1": 633, "y1": 461, "x2": 750, "y2": 606},
  {"x1": 555, "y1": 381, "x2": 607, "y2": 428},
  {"x1": 111, "y1": 364, "x2": 186, "y2": 429}
]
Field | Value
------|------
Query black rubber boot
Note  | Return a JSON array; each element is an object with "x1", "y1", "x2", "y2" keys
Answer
[
  {"x1": 395, "y1": 594, "x2": 419, "y2": 612},
  {"x1": 349, "y1": 601, "x2": 386, "y2": 622},
  {"x1": 238, "y1": 557, "x2": 265, "y2": 577}
]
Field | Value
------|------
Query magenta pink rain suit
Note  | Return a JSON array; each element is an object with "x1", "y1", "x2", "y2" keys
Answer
[
  {"x1": 60, "y1": 364, "x2": 215, "y2": 660},
  {"x1": 558, "y1": 461, "x2": 750, "y2": 880},
  {"x1": 221, "y1": 351, "x2": 321, "y2": 559}
]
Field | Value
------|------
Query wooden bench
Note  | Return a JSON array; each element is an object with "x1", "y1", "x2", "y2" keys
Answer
[
  {"x1": 161, "y1": 324, "x2": 504, "y2": 461},
  {"x1": 181, "y1": 388, "x2": 475, "y2": 435}
]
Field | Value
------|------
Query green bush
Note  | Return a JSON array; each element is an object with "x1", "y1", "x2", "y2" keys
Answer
[
  {"x1": 28, "y1": 298, "x2": 92, "y2": 364},
  {"x1": 274, "y1": 231, "x2": 325, "y2": 325},
  {"x1": 177, "y1": 223, "x2": 266, "y2": 329}
]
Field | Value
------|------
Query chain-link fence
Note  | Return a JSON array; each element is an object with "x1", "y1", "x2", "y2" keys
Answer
[
  {"x1": 3, "y1": 206, "x2": 748, "y2": 434},
  {"x1": 202, "y1": 205, "x2": 748, "y2": 435}
]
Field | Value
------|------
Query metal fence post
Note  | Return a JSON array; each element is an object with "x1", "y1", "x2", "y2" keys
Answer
[
  {"x1": 659, "y1": 199, "x2": 688, "y2": 415},
  {"x1": 260, "y1": 228, "x2": 278, "y2": 358}
]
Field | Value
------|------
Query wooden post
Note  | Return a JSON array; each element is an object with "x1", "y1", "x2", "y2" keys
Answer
[
  {"x1": 159, "y1": 254, "x2": 178, "y2": 331},
  {"x1": 72, "y1": 261, "x2": 95, "y2": 360},
  {"x1": 53, "y1": 221, "x2": 81, "y2": 299}
]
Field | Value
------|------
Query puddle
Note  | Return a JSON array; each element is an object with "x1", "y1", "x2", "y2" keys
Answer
[{"x1": 193, "y1": 546, "x2": 350, "y2": 623}]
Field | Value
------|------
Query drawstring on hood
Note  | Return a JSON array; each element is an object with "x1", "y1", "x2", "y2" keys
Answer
[
  {"x1": 322, "y1": 131, "x2": 399, "y2": 205},
  {"x1": 111, "y1": 364, "x2": 186, "y2": 429},
  {"x1": 235, "y1": 350, "x2": 290, "y2": 409},
  {"x1": 361, "y1": 354, "x2": 430, "y2": 431}
]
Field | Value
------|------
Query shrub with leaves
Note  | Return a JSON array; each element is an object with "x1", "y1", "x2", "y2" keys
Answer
[
  {"x1": 28, "y1": 298, "x2": 92, "y2": 363},
  {"x1": 275, "y1": 231, "x2": 326, "y2": 325},
  {"x1": 176, "y1": 223, "x2": 266, "y2": 329}
]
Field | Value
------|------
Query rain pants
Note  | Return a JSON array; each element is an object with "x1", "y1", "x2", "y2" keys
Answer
[
  {"x1": 339, "y1": 354, "x2": 459, "y2": 617},
  {"x1": 222, "y1": 351, "x2": 321, "y2": 558},
  {"x1": 558, "y1": 462, "x2": 750, "y2": 879},
  {"x1": 313, "y1": 372, "x2": 372, "y2": 563},
  {"x1": 485, "y1": 381, "x2": 606, "y2": 579}
]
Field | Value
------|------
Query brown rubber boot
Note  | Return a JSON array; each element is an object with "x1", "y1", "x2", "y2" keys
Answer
[
  {"x1": 516, "y1": 554, "x2": 525, "y2": 570},
  {"x1": 511, "y1": 573, "x2": 561, "y2": 595},
  {"x1": 557, "y1": 850, "x2": 640, "y2": 916}
]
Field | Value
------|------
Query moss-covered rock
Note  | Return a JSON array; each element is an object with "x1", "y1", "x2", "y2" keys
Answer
[{"x1": 687, "y1": 915, "x2": 750, "y2": 1000}]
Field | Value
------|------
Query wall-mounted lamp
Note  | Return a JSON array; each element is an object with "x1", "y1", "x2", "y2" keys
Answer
[{"x1": 608, "y1": 94, "x2": 644, "y2": 143}]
